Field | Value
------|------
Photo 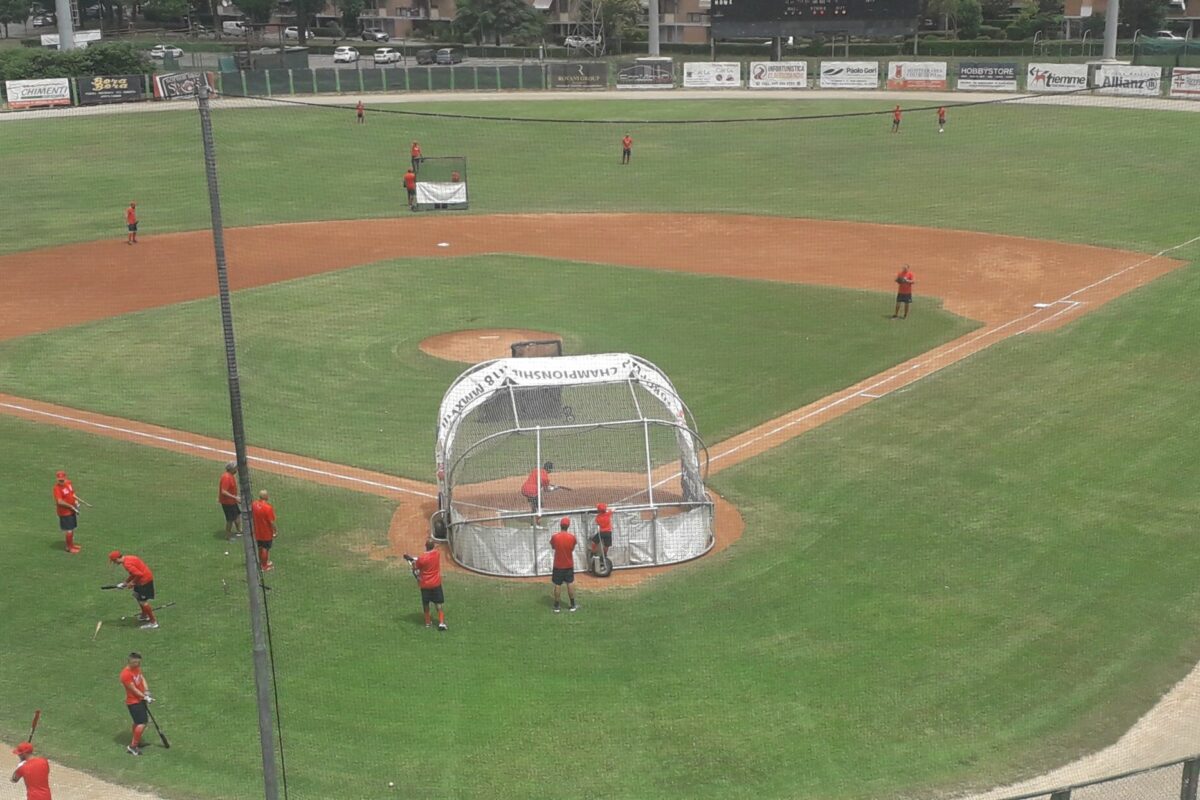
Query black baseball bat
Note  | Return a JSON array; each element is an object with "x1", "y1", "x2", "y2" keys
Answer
[
  {"x1": 27, "y1": 710, "x2": 41, "y2": 743},
  {"x1": 146, "y1": 707, "x2": 171, "y2": 749}
]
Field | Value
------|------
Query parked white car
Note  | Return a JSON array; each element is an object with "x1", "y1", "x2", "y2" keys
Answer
[
  {"x1": 284, "y1": 26, "x2": 312, "y2": 39},
  {"x1": 1153, "y1": 30, "x2": 1185, "y2": 39},
  {"x1": 563, "y1": 35, "x2": 600, "y2": 48},
  {"x1": 333, "y1": 46, "x2": 360, "y2": 63},
  {"x1": 373, "y1": 47, "x2": 402, "y2": 64},
  {"x1": 149, "y1": 44, "x2": 184, "y2": 58}
]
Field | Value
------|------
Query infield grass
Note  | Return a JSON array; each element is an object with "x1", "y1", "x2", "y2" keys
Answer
[
  {"x1": 0, "y1": 98, "x2": 1195, "y2": 254},
  {"x1": 0, "y1": 255, "x2": 975, "y2": 475}
]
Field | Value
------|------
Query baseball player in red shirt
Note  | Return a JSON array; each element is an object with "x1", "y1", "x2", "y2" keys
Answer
[
  {"x1": 410, "y1": 141, "x2": 422, "y2": 172},
  {"x1": 521, "y1": 461, "x2": 556, "y2": 527},
  {"x1": 119, "y1": 651, "x2": 153, "y2": 756},
  {"x1": 110, "y1": 551, "x2": 159, "y2": 629},
  {"x1": 892, "y1": 264, "x2": 915, "y2": 319},
  {"x1": 356, "y1": 99, "x2": 365, "y2": 124},
  {"x1": 219, "y1": 462, "x2": 242, "y2": 539},
  {"x1": 10, "y1": 742, "x2": 52, "y2": 800},
  {"x1": 891, "y1": 105, "x2": 902, "y2": 133},
  {"x1": 251, "y1": 490, "x2": 277, "y2": 571},
  {"x1": 937, "y1": 106, "x2": 946, "y2": 133},
  {"x1": 125, "y1": 202, "x2": 138, "y2": 244},
  {"x1": 404, "y1": 540, "x2": 447, "y2": 630},
  {"x1": 549, "y1": 517, "x2": 578, "y2": 613},
  {"x1": 590, "y1": 502, "x2": 613, "y2": 560},
  {"x1": 52, "y1": 470, "x2": 85, "y2": 554},
  {"x1": 621, "y1": 133, "x2": 632, "y2": 164},
  {"x1": 403, "y1": 168, "x2": 417, "y2": 211}
]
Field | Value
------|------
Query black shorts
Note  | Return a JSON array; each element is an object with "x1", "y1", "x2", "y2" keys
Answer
[
  {"x1": 58, "y1": 514, "x2": 77, "y2": 531},
  {"x1": 256, "y1": 538, "x2": 273, "y2": 550},
  {"x1": 127, "y1": 702, "x2": 148, "y2": 726},
  {"x1": 590, "y1": 532, "x2": 612, "y2": 547},
  {"x1": 525, "y1": 495, "x2": 539, "y2": 513},
  {"x1": 551, "y1": 567, "x2": 574, "y2": 585},
  {"x1": 221, "y1": 503, "x2": 240, "y2": 522},
  {"x1": 406, "y1": 188, "x2": 415, "y2": 198},
  {"x1": 420, "y1": 586, "x2": 445, "y2": 605},
  {"x1": 133, "y1": 581, "x2": 155, "y2": 603},
  {"x1": 127, "y1": 223, "x2": 138, "y2": 232},
  {"x1": 622, "y1": 147, "x2": 631, "y2": 155},
  {"x1": 896, "y1": 293, "x2": 912, "y2": 304}
]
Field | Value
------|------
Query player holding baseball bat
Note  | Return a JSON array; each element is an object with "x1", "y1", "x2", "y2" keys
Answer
[
  {"x1": 52, "y1": 470, "x2": 87, "y2": 554},
  {"x1": 404, "y1": 541, "x2": 447, "y2": 631}
]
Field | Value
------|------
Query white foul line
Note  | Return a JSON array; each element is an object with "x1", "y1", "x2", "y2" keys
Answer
[{"x1": 0, "y1": 400, "x2": 436, "y2": 500}]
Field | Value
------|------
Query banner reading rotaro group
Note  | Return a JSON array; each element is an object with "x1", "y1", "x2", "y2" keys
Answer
[
  {"x1": 1094, "y1": 64, "x2": 1163, "y2": 96},
  {"x1": 886, "y1": 61, "x2": 948, "y2": 90},
  {"x1": 547, "y1": 62, "x2": 607, "y2": 90},
  {"x1": 616, "y1": 61, "x2": 674, "y2": 89},
  {"x1": 4, "y1": 78, "x2": 71, "y2": 109},
  {"x1": 956, "y1": 62, "x2": 1017, "y2": 91},
  {"x1": 1170, "y1": 67, "x2": 1200, "y2": 98},
  {"x1": 1026, "y1": 63, "x2": 1088, "y2": 93},
  {"x1": 682, "y1": 62, "x2": 742, "y2": 88},
  {"x1": 748, "y1": 61, "x2": 808, "y2": 88},
  {"x1": 818, "y1": 61, "x2": 878, "y2": 89},
  {"x1": 152, "y1": 71, "x2": 217, "y2": 100},
  {"x1": 77, "y1": 75, "x2": 145, "y2": 105}
]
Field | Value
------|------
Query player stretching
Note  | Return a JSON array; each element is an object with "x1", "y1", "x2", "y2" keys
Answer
[
  {"x1": 404, "y1": 540, "x2": 447, "y2": 631},
  {"x1": 120, "y1": 652, "x2": 154, "y2": 756},
  {"x1": 550, "y1": 518, "x2": 578, "y2": 613},
  {"x1": 110, "y1": 551, "x2": 159, "y2": 629},
  {"x1": 10, "y1": 742, "x2": 52, "y2": 800},
  {"x1": 52, "y1": 470, "x2": 84, "y2": 554}
]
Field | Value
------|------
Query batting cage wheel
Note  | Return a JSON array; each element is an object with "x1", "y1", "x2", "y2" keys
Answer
[
  {"x1": 435, "y1": 353, "x2": 715, "y2": 578},
  {"x1": 590, "y1": 552, "x2": 613, "y2": 578}
]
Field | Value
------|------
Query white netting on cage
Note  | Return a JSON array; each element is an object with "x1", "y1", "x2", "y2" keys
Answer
[{"x1": 435, "y1": 354, "x2": 714, "y2": 577}]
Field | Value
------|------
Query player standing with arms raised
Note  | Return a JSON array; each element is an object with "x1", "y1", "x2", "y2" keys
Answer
[
  {"x1": 120, "y1": 652, "x2": 153, "y2": 755},
  {"x1": 52, "y1": 471, "x2": 84, "y2": 554},
  {"x1": 251, "y1": 490, "x2": 277, "y2": 571},
  {"x1": 110, "y1": 551, "x2": 159, "y2": 629},
  {"x1": 404, "y1": 540, "x2": 447, "y2": 631},
  {"x1": 10, "y1": 742, "x2": 51, "y2": 800},
  {"x1": 550, "y1": 517, "x2": 578, "y2": 613}
]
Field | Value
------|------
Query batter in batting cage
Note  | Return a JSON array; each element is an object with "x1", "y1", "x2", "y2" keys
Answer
[{"x1": 412, "y1": 156, "x2": 468, "y2": 211}]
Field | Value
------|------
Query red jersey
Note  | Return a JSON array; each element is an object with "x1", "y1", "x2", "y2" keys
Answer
[
  {"x1": 893, "y1": 107, "x2": 902, "y2": 122},
  {"x1": 622, "y1": 135, "x2": 632, "y2": 150},
  {"x1": 896, "y1": 269, "x2": 914, "y2": 296},
  {"x1": 13, "y1": 756, "x2": 51, "y2": 800},
  {"x1": 219, "y1": 472, "x2": 239, "y2": 505},
  {"x1": 937, "y1": 107, "x2": 946, "y2": 121},
  {"x1": 413, "y1": 549, "x2": 442, "y2": 589},
  {"x1": 550, "y1": 531, "x2": 576, "y2": 569},
  {"x1": 121, "y1": 555, "x2": 153, "y2": 586},
  {"x1": 411, "y1": 143, "x2": 421, "y2": 158},
  {"x1": 521, "y1": 469, "x2": 550, "y2": 499},
  {"x1": 251, "y1": 499, "x2": 276, "y2": 542},
  {"x1": 595, "y1": 509, "x2": 613, "y2": 533},
  {"x1": 403, "y1": 171, "x2": 416, "y2": 190},
  {"x1": 356, "y1": 101, "x2": 364, "y2": 115},
  {"x1": 126, "y1": 205, "x2": 137, "y2": 225},
  {"x1": 120, "y1": 666, "x2": 147, "y2": 705},
  {"x1": 53, "y1": 482, "x2": 76, "y2": 516}
]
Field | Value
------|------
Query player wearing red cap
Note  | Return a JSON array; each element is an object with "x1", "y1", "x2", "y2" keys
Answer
[
  {"x1": 590, "y1": 502, "x2": 613, "y2": 560},
  {"x1": 549, "y1": 517, "x2": 578, "y2": 613},
  {"x1": 10, "y1": 742, "x2": 51, "y2": 800},
  {"x1": 110, "y1": 551, "x2": 158, "y2": 629},
  {"x1": 119, "y1": 652, "x2": 153, "y2": 755},
  {"x1": 520, "y1": 461, "x2": 555, "y2": 527},
  {"x1": 404, "y1": 539, "x2": 447, "y2": 630},
  {"x1": 52, "y1": 470, "x2": 84, "y2": 554},
  {"x1": 251, "y1": 490, "x2": 277, "y2": 571}
]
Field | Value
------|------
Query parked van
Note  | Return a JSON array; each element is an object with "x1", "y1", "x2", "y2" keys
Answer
[{"x1": 222, "y1": 20, "x2": 247, "y2": 35}]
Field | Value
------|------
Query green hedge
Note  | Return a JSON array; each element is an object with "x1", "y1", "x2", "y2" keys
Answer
[{"x1": 0, "y1": 43, "x2": 152, "y2": 86}]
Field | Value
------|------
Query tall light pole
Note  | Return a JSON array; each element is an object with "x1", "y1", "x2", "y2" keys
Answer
[
  {"x1": 648, "y1": 0, "x2": 660, "y2": 54},
  {"x1": 1102, "y1": 0, "x2": 1119, "y2": 59},
  {"x1": 53, "y1": 0, "x2": 76, "y2": 49}
]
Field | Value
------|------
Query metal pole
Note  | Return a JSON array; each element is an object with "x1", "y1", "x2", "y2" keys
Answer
[
  {"x1": 195, "y1": 84, "x2": 282, "y2": 800},
  {"x1": 1102, "y1": 0, "x2": 1119, "y2": 60},
  {"x1": 53, "y1": 0, "x2": 76, "y2": 50},
  {"x1": 648, "y1": 0, "x2": 660, "y2": 55}
]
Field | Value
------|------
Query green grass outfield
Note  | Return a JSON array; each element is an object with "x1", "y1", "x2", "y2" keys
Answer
[
  {"x1": 0, "y1": 98, "x2": 1195, "y2": 254},
  {"x1": 0, "y1": 255, "x2": 974, "y2": 476},
  {"x1": 2, "y1": 260, "x2": 1199, "y2": 800}
]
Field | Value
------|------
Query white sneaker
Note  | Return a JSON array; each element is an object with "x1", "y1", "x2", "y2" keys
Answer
[
  {"x1": 437, "y1": 623, "x2": 448, "y2": 631},
  {"x1": 126, "y1": 745, "x2": 141, "y2": 756},
  {"x1": 140, "y1": 621, "x2": 159, "y2": 630}
]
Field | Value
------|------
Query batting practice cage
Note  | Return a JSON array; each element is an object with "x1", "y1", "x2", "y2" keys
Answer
[
  {"x1": 414, "y1": 155, "x2": 468, "y2": 211},
  {"x1": 435, "y1": 354, "x2": 714, "y2": 576}
]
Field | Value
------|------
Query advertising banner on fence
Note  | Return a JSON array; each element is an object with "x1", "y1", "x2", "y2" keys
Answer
[
  {"x1": 1026, "y1": 63, "x2": 1088, "y2": 92},
  {"x1": 682, "y1": 62, "x2": 742, "y2": 88},
  {"x1": 4, "y1": 78, "x2": 71, "y2": 109},
  {"x1": 748, "y1": 61, "x2": 808, "y2": 88},
  {"x1": 956, "y1": 62, "x2": 1017, "y2": 91},
  {"x1": 152, "y1": 71, "x2": 217, "y2": 100},
  {"x1": 547, "y1": 62, "x2": 607, "y2": 90},
  {"x1": 1170, "y1": 67, "x2": 1200, "y2": 98},
  {"x1": 76, "y1": 75, "x2": 144, "y2": 105},
  {"x1": 886, "y1": 61, "x2": 948, "y2": 90},
  {"x1": 819, "y1": 61, "x2": 878, "y2": 89},
  {"x1": 616, "y1": 60, "x2": 674, "y2": 89},
  {"x1": 40, "y1": 30, "x2": 102, "y2": 47},
  {"x1": 1094, "y1": 65, "x2": 1163, "y2": 96}
]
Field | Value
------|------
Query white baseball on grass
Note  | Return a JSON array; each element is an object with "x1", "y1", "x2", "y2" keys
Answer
[
  {"x1": 224, "y1": 551, "x2": 230, "y2": 555},
  {"x1": 388, "y1": 782, "x2": 395, "y2": 788}
]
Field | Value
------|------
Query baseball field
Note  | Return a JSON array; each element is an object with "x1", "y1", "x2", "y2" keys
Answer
[{"x1": 1, "y1": 94, "x2": 1198, "y2": 800}]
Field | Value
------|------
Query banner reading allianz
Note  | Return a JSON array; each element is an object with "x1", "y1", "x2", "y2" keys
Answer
[
  {"x1": 682, "y1": 62, "x2": 742, "y2": 88},
  {"x1": 5, "y1": 78, "x2": 71, "y2": 109},
  {"x1": 819, "y1": 61, "x2": 878, "y2": 89},
  {"x1": 1170, "y1": 67, "x2": 1200, "y2": 98},
  {"x1": 886, "y1": 61, "x2": 948, "y2": 90},
  {"x1": 1026, "y1": 63, "x2": 1087, "y2": 92},
  {"x1": 956, "y1": 62, "x2": 1017, "y2": 91},
  {"x1": 749, "y1": 61, "x2": 808, "y2": 89},
  {"x1": 1094, "y1": 65, "x2": 1163, "y2": 96}
]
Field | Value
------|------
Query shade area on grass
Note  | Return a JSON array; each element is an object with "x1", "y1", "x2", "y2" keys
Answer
[
  {"x1": 0, "y1": 255, "x2": 976, "y2": 477},
  {"x1": 0, "y1": 99, "x2": 1196, "y2": 254}
]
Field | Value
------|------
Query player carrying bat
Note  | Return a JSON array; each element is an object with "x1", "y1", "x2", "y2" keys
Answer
[
  {"x1": 120, "y1": 652, "x2": 154, "y2": 756},
  {"x1": 404, "y1": 540, "x2": 447, "y2": 631},
  {"x1": 109, "y1": 551, "x2": 159, "y2": 630}
]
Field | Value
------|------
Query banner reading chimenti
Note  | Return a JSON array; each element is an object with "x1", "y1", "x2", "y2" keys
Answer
[{"x1": 5, "y1": 78, "x2": 71, "y2": 109}]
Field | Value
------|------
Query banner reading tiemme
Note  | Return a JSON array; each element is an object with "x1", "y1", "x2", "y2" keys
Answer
[{"x1": 1026, "y1": 63, "x2": 1088, "y2": 92}]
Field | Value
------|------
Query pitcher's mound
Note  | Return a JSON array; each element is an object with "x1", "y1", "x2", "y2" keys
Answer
[{"x1": 419, "y1": 329, "x2": 562, "y2": 364}]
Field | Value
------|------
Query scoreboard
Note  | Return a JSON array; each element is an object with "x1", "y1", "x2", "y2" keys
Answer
[{"x1": 709, "y1": 0, "x2": 919, "y2": 36}]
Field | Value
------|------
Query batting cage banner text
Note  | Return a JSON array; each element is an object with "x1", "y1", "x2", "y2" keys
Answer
[{"x1": 77, "y1": 75, "x2": 145, "y2": 105}]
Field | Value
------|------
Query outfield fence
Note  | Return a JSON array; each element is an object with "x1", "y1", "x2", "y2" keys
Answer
[{"x1": 992, "y1": 754, "x2": 1200, "y2": 800}]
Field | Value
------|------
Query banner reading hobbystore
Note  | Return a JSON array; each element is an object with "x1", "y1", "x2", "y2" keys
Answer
[
  {"x1": 749, "y1": 61, "x2": 807, "y2": 88},
  {"x1": 1170, "y1": 67, "x2": 1200, "y2": 98},
  {"x1": 819, "y1": 61, "x2": 878, "y2": 89},
  {"x1": 886, "y1": 62, "x2": 948, "y2": 90},
  {"x1": 152, "y1": 71, "x2": 217, "y2": 100},
  {"x1": 682, "y1": 62, "x2": 741, "y2": 88},
  {"x1": 5, "y1": 78, "x2": 71, "y2": 109},
  {"x1": 956, "y1": 62, "x2": 1017, "y2": 91},
  {"x1": 1026, "y1": 63, "x2": 1087, "y2": 92},
  {"x1": 1094, "y1": 65, "x2": 1163, "y2": 96}
]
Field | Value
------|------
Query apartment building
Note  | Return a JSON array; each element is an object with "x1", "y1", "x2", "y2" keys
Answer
[{"x1": 1062, "y1": 0, "x2": 1197, "y2": 38}]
